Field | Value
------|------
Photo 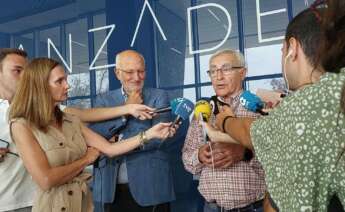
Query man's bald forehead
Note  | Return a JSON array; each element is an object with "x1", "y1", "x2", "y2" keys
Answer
[{"x1": 115, "y1": 50, "x2": 145, "y2": 67}]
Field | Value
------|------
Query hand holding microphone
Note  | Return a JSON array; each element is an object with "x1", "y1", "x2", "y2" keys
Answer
[
  {"x1": 126, "y1": 104, "x2": 155, "y2": 120},
  {"x1": 149, "y1": 98, "x2": 185, "y2": 114},
  {"x1": 256, "y1": 89, "x2": 285, "y2": 111},
  {"x1": 194, "y1": 99, "x2": 237, "y2": 144}
]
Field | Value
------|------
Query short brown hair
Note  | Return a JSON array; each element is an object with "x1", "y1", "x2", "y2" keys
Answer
[
  {"x1": 0, "y1": 48, "x2": 27, "y2": 71},
  {"x1": 9, "y1": 58, "x2": 62, "y2": 131}
]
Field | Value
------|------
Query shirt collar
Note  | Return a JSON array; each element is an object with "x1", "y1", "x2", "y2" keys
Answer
[
  {"x1": 121, "y1": 86, "x2": 128, "y2": 100},
  {"x1": 218, "y1": 90, "x2": 242, "y2": 105}
]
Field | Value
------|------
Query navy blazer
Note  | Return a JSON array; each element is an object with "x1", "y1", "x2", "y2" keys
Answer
[{"x1": 89, "y1": 88, "x2": 176, "y2": 207}]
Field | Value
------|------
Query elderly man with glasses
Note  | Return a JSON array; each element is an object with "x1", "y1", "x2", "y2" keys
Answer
[
  {"x1": 182, "y1": 49, "x2": 266, "y2": 212},
  {"x1": 89, "y1": 49, "x2": 178, "y2": 212}
]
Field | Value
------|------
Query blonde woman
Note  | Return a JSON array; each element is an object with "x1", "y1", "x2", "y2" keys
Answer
[{"x1": 9, "y1": 58, "x2": 175, "y2": 212}]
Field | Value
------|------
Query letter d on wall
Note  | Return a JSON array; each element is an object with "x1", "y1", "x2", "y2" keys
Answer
[{"x1": 187, "y1": 3, "x2": 232, "y2": 55}]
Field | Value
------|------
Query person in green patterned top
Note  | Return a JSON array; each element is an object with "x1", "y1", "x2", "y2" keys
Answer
[{"x1": 206, "y1": 0, "x2": 345, "y2": 211}]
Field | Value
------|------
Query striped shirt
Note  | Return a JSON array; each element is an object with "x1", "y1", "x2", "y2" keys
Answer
[{"x1": 182, "y1": 93, "x2": 266, "y2": 210}]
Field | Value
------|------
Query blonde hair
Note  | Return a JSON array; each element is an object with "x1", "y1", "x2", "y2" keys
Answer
[{"x1": 9, "y1": 58, "x2": 62, "y2": 131}]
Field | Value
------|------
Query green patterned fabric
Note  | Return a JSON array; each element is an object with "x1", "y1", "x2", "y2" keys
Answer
[{"x1": 251, "y1": 69, "x2": 345, "y2": 211}]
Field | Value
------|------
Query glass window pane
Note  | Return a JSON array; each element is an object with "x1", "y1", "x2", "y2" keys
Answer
[
  {"x1": 65, "y1": 18, "x2": 90, "y2": 97},
  {"x1": 39, "y1": 27, "x2": 61, "y2": 61},
  {"x1": 245, "y1": 43, "x2": 283, "y2": 76},
  {"x1": 67, "y1": 98, "x2": 91, "y2": 109},
  {"x1": 243, "y1": 0, "x2": 288, "y2": 47},
  {"x1": 292, "y1": 0, "x2": 310, "y2": 16},
  {"x1": 96, "y1": 69, "x2": 109, "y2": 94},
  {"x1": 243, "y1": 0, "x2": 288, "y2": 77},
  {"x1": 93, "y1": 14, "x2": 109, "y2": 94},
  {"x1": 155, "y1": 0, "x2": 194, "y2": 87},
  {"x1": 201, "y1": 85, "x2": 215, "y2": 98},
  {"x1": 196, "y1": 0, "x2": 239, "y2": 52},
  {"x1": 67, "y1": 73, "x2": 91, "y2": 97},
  {"x1": 197, "y1": 0, "x2": 239, "y2": 83},
  {"x1": 246, "y1": 77, "x2": 286, "y2": 93},
  {"x1": 13, "y1": 33, "x2": 34, "y2": 59}
]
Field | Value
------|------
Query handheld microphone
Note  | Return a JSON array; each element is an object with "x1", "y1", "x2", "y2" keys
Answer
[
  {"x1": 209, "y1": 95, "x2": 229, "y2": 115},
  {"x1": 194, "y1": 100, "x2": 212, "y2": 122},
  {"x1": 240, "y1": 91, "x2": 268, "y2": 116},
  {"x1": 194, "y1": 100, "x2": 212, "y2": 142},
  {"x1": 172, "y1": 98, "x2": 195, "y2": 125},
  {"x1": 153, "y1": 98, "x2": 185, "y2": 114}
]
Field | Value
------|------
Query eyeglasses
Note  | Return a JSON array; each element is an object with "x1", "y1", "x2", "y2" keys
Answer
[
  {"x1": 118, "y1": 69, "x2": 145, "y2": 76},
  {"x1": 0, "y1": 138, "x2": 19, "y2": 157},
  {"x1": 207, "y1": 64, "x2": 244, "y2": 78}
]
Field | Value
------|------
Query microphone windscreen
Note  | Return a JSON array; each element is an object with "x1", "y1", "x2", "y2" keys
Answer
[
  {"x1": 194, "y1": 100, "x2": 212, "y2": 121},
  {"x1": 240, "y1": 91, "x2": 264, "y2": 112},
  {"x1": 173, "y1": 99, "x2": 195, "y2": 121}
]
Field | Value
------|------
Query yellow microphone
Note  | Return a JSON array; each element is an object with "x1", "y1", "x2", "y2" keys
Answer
[{"x1": 194, "y1": 100, "x2": 212, "y2": 122}]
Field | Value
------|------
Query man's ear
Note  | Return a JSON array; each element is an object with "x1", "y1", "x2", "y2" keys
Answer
[
  {"x1": 114, "y1": 68, "x2": 120, "y2": 80},
  {"x1": 240, "y1": 67, "x2": 247, "y2": 81}
]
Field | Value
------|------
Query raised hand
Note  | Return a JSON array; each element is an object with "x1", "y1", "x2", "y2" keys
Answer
[
  {"x1": 125, "y1": 104, "x2": 155, "y2": 120},
  {"x1": 146, "y1": 122, "x2": 175, "y2": 140},
  {"x1": 215, "y1": 105, "x2": 235, "y2": 132}
]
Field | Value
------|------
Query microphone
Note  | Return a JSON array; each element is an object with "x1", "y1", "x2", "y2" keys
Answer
[
  {"x1": 172, "y1": 98, "x2": 195, "y2": 125},
  {"x1": 194, "y1": 100, "x2": 212, "y2": 122},
  {"x1": 194, "y1": 100, "x2": 212, "y2": 142},
  {"x1": 152, "y1": 98, "x2": 185, "y2": 114},
  {"x1": 209, "y1": 95, "x2": 229, "y2": 115},
  {"x1": 240, "y1": 91, "x2": 268, "y2": 116}
]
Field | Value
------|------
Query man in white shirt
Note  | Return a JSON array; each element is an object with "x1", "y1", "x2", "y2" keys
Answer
[{"x1": 0, "y1": 48, "x2": 33, "y2": 212}]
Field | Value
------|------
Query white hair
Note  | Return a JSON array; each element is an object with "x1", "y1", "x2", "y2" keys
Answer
[{"x1": 209, "y1": 49, "x2": 246, "y2": 67}]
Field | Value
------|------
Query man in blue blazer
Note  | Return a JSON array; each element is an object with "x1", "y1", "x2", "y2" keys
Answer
[{"x1": 90, "y1": 50, "x2": 175, "y2": 212}]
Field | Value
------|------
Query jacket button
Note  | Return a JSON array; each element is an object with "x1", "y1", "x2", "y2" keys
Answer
[
  {"x1": 61, "y1": 207, "x2": 66, "y2": 211},
  {"x1": 68, "y1": 190, "x2": 73, "y2": 195},
  {"x1": 59, "y1": 142, "x2": 64, "y2": 146}
]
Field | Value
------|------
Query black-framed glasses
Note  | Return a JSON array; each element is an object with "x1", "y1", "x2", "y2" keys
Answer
[
  {"x1": 207, "y1": 64, "x2": 244, "y2": 78},
  {"x1": 0, "y1": 138, "x2": 19, "y2": 157}
]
